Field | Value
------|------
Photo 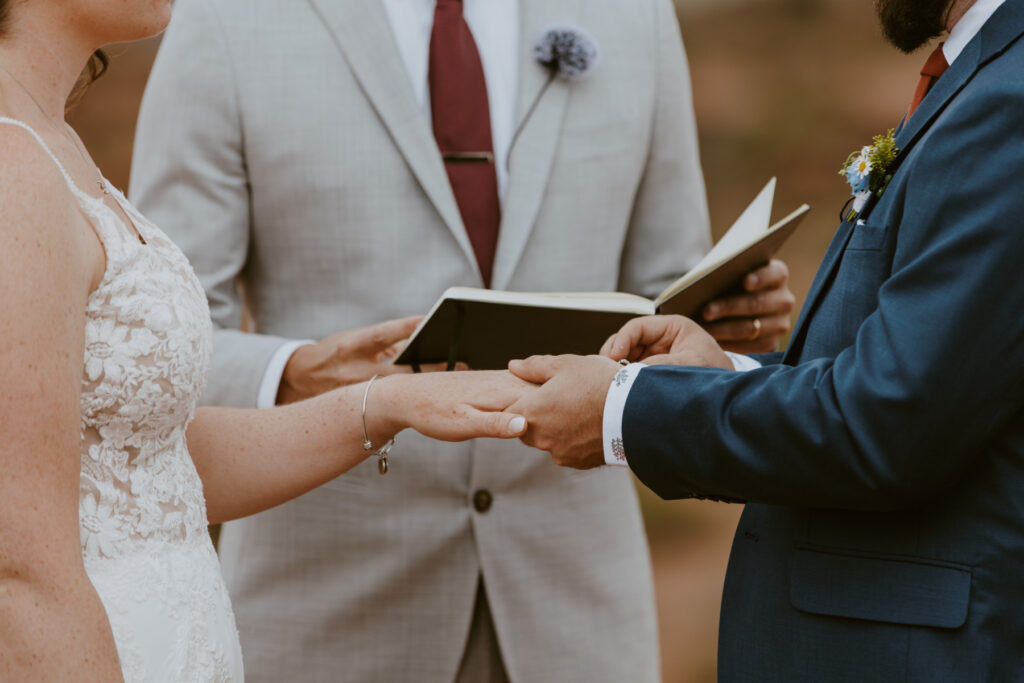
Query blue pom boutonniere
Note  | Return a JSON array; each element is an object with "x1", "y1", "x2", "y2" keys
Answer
[
  {"x1": 510, "y1": 26, "x2": 599, "y2": 152},
  {"x1": 839, "y1": 129, "x2": 899, "y2": 222},
  {"x1": 533, "y1": 25, "x2": 600, "y2": 80}
]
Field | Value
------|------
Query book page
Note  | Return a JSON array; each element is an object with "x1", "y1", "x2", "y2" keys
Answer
[
  {"x1": 654, "y1": 204, "x2": 810, "y2": 318},
  {"x1": 438, "y1": 287, "x2": 656, "y2": 314},
  {"x1": 654, "y1": 178, "x2": 776, "y2": 307}
]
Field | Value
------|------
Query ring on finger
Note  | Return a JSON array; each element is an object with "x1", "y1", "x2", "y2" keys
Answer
[{"x1": 748, "y1": 318, "x2": 762, "y2": 341}]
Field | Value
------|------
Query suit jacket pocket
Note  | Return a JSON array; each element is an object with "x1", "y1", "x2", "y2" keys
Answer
[
  {"x1": 790, "y1": 548, "x2": 971, "y2": 629},
  {"x1": 845, "y1": 220, "x2": 889, "y2": 251}
]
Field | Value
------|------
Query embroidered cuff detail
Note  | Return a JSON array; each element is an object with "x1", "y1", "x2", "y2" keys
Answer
[{"x1": 602, "y1": 363, "x2": 647, "y2": 467}]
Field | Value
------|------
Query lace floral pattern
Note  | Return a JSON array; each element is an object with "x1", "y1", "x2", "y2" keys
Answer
[
  {"x1": 74, "y1": 183, "x2": 243, "y2": 680},
  {"x1": 78, "y1": 184, "x2": 213, "y2": 559}
]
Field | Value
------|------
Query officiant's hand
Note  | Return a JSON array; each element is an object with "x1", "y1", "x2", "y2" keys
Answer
[
  {"x1": 507, "y1": 355, "x2": 620, "y2": 469},
  {"x1": 278, "y1": 317, "x2": 457, "y2": 404},
  {"x1": 601, "y1": 315, "x2": 734, "y2": 369},
  {"x1": 702, "y1": 259, "x2": 795, "y2": 353}
]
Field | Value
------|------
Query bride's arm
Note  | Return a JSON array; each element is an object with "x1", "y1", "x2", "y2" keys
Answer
[
  {"x1": 0, "y1": 134, "x2": 124, "y2": 680},
  {"x1": 188, "y1": 371, "x2": 530, "y2": 524}
]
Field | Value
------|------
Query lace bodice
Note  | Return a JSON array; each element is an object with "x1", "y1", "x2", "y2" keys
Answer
[
  {"x1": 77, "y1": 177, "x2": 213, "y2": 558},
  {"x1": 0, "y1": 118, "x2": 241, "y2": 681}
]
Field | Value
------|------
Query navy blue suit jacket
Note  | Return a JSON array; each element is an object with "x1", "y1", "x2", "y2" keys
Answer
[{"x1": 622, "y1": 3, "x2": 1024, "y2": 680}]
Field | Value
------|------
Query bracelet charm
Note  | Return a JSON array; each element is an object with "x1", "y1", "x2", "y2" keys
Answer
[{"x1": 361, "y1": 374, "x2": 395, "y2": 475}]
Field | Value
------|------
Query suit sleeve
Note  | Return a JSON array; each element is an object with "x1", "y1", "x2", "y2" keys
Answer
[
  {"x1": 751, "y1": 352, "x2": 784, "y2": 366},
  {"x1": 622, "y1": 79, "x2": 1024, "y2": 511},
  {"x1": 130, "y1": 0, "x2": 293, "y2": 408},
  {"x1": 616, "y1": 0, "x2": 713, "y2": 299}
]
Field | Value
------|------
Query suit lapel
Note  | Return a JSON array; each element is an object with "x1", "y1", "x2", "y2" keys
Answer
[
  {"x1": 786, "y1": 3, "x2": 1024, "y2": 361},
  {"x1": 305, "y1": 0, "x2": 479, "y2": 275},
  {"x1": 895, "y1": 0, "x2": 1024, "y2": 158},
  {"x1": 490, "y1": 0, "x2": 580, "y2": 290},
  {"x1": 890, "y1": 42, "x2": 981, "y2": 164}
]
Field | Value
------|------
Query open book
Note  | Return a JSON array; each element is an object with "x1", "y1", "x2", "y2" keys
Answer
[{"x1": 395, "y1": 179, "x2": 810, "y2": 370}]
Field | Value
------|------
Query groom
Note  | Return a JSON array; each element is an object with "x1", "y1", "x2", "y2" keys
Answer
[
  {"x1": 130, "y1": 0, "x2": 795, "y2": 681},
  {"x1": 509, "y1": 0, "x2": 1024, "y2": 680}
]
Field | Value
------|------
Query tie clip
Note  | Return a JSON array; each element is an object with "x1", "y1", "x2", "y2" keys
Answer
[{"x1": 442, "y1": 151, "x2": 494, "y2": 164}]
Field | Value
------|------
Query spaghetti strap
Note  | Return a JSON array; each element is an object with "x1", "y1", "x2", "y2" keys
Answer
[
  {"x1": 0, "y1": 115, "x2": 148, "y2": 253},
  {"x1": 0, "y1": 116, "x2": 98, "y2": 206}
]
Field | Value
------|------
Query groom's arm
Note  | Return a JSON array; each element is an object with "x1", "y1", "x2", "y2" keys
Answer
[
  {"x1": 619, "y1": 81, "x2": 1024, "y2": 510},
  {"x1": 513, "y1": 81, "x2": 1024, "y2": 511},
  {"x1": 130, "y1": 0, "x2": 285, "y2": 409}
]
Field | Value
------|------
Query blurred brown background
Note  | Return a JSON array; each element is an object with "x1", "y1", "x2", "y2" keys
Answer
[{"x1": 69, "y1": 1, "x2": 924, "y2": 680}]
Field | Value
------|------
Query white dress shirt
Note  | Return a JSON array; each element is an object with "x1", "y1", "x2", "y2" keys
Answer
[
  {"x1": 602, "y1": 1, "x2": 1005, "y2": 466},
  {"x1": 944, "y1": 0, "x2": 1005, "y2": 64},
  {"x1": 257, "y1": 0, "x2": 520, "y2": 408}
]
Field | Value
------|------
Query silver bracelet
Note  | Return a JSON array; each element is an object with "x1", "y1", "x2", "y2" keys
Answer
[{"x1": 361, "y1": 374, "x2": 396, "y2": 475}]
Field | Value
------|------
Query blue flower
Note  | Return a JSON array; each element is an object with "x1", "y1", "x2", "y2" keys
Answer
[{"x1": 846, "y1": 165, "x2": 871, "y2": 193}]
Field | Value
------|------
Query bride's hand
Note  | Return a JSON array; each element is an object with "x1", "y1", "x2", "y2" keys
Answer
[{"x1": 371, "y1": 371, "x2": 533, "y2": 442}]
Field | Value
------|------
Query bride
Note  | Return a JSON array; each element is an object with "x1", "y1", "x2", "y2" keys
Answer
[{"x1": 0, "y1": 1, "x2": 533, "y2": 680}]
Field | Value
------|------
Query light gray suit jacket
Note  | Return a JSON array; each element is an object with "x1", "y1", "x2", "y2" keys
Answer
[{"x1": 130, "y1": 0, "x2": 711, "y2": 681}]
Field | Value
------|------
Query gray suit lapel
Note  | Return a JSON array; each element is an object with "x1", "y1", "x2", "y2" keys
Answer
[
  {"x1": 305, "y1": 0, "x2": 479, "y2": 274},
  {"x1": 491, "y1": 0, "x2": 580, "y2": 290}
]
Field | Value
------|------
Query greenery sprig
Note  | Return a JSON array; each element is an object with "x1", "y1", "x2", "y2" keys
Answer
[{"x1": 839, "y1": 129, "x2": 899, "y2": 221}]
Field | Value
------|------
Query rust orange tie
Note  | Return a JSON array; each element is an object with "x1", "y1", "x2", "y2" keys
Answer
[
  {"x1": 429, "y1": 0, "x2": 501, "y2": 288},
  {"x1": 908, "y1": 43, "x2": 950, "y2": 120}
]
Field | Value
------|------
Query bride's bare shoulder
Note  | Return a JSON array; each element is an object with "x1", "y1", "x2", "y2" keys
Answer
[
  {"x1": 0, "y1": 122, "x2": 78, "y2": 221},
  {"x1": 0, "y1": 121, "x2": 99, "y2": 293}
]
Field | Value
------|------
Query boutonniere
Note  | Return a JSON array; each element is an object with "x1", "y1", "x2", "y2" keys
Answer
[
  {"x1": 533, "y1": 25, "x2": 600, "y2": 80},
  {"x1": 511, "y1": 26, "x2": 598, "y2": 151},
  {"x1": 839, "y1": 129, "x2": 899, "y2": 222}
]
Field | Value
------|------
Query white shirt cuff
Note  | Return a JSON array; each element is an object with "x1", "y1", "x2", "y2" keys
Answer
[
  {"x1": 726, "y1": 352, "x2": 762, "y2": 372},
  {"x1": 602, "y1": 363, "x2": 648, "y2": 467},
  {"x1": 256, "y1": 340, "x2": 316, "y2": 409}
]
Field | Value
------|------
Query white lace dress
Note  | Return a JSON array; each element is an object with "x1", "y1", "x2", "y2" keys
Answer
[{"x1": 1, "y1": 118, "x2": 244, "y2": 681}]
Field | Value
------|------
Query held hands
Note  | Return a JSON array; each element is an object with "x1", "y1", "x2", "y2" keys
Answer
[
  {"x1": 509, "y1": 314, "x2": 748, "y2": 469},
  {"x1": 702, "y1": 259, "x2": 795, "y2": 353},
  {"x1": 380, "y1": 317, "x2": 742, "y2": 465},
  {"x1": 278, "y1": 317, "x2": 460, "y2": 404},
  {"x1": 507, "y1": 355, "x2": 620, "y2": 469}
]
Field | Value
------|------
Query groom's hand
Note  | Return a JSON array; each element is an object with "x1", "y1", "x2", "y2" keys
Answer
[
  {"x1": 277, "y1": 317, "x2": 455, "y2": 404},
  {"x1": 601, "y1": 315, "x2": 734, "y2": 368},
  {"x1": 507, "y1": 355, "x2": 619, "y2": 469},
  {"x1": 702, "y1": 259, "x2": 796, "y2": 354}
]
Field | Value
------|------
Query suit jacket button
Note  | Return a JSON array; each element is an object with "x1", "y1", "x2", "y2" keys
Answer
[{"x1": 473, "y1": 489, "x2": 493, "y2": 513}]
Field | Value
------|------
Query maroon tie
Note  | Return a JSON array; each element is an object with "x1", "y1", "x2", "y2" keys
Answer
[
  {"x1": 908, "y1": 43, "x2": 949, "y2": 120},
  {"x1": 429, "y1": 0, "x2": 501, "y2": 287}
]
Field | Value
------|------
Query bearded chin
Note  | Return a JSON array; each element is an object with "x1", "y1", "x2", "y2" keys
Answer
[{"x1": 875, "y1": 0, "x2": 953, "y2": 53}]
